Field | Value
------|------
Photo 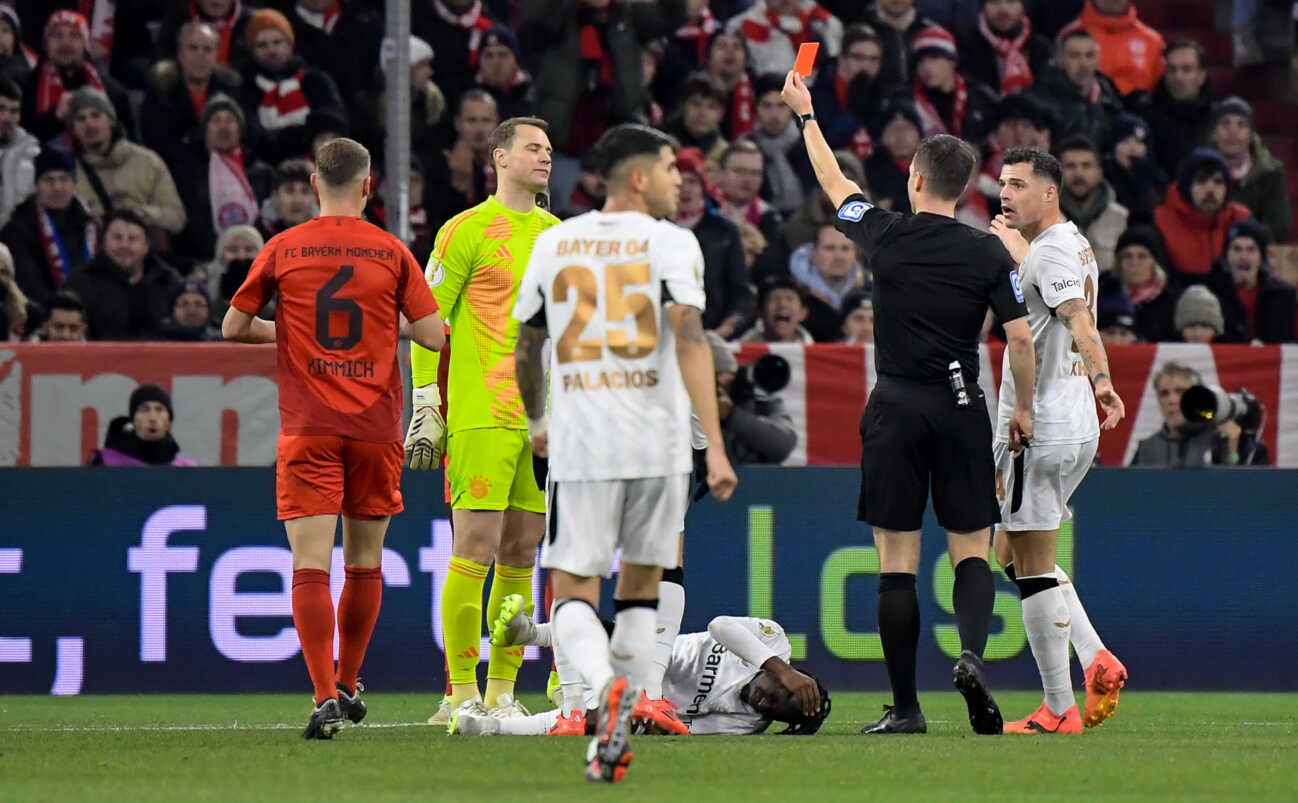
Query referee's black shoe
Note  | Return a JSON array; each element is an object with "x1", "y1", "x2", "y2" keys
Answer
[
  {"x1": 953, "y1": 650, "x2": 1003, "y2": 735},
  {"x1": 860, "y1": 705, "x2": 927, "y2": 734}
]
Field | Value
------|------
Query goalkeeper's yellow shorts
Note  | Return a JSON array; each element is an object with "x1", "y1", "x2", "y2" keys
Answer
[{"x1": 446, "y1": 428, "x2": 545, "y2": 513}]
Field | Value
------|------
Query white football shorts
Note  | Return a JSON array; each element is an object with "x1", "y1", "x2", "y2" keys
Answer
[
  {"x1": 993, "y1": 439, "x2": 1098, "y2": 532},
  {"x1": 542, "y1": 473, "x2": 689, "y2": 577}
]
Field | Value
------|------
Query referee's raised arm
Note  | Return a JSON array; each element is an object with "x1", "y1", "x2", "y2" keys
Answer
[{"x1": 780, "y1": 71, "x2": 861, "y2": 209}]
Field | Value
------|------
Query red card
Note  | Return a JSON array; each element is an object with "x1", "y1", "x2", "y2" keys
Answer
[{"x1": 793, "y1": 42, "x2": 819, "y2": 76}]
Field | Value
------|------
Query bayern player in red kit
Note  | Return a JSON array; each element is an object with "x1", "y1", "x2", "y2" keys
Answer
[{"x1": 222, "y1": 138, "x2": 446, "y2": 738}]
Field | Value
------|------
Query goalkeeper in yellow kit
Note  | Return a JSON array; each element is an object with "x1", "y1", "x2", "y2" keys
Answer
[{"x1": 406, "y1": 116, "x2": 559, "y2": 722}]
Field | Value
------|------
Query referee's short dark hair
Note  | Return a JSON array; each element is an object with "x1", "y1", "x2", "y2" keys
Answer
[
  {"x1": 913, "y1": 134, "x2": 977, "y2": 201},
  {"x1": 593, "y1": 124, "x2": 678, "y2": 181},
  {"x1": 1003, "y1": 146, "x2": 1062, "y2": 189},
  {"x1": 314, "y1": 137, "x2": 371, "y2": 188}
]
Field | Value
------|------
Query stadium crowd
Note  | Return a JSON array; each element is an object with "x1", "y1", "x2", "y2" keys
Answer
[{"x1": 0, "y1": 0, "x2": 1295, "y2": 349}]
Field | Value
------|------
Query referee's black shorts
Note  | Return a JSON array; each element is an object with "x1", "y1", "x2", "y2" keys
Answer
[{"x1": 858, "y1": 374, "x2": 1000, "y2": 532}]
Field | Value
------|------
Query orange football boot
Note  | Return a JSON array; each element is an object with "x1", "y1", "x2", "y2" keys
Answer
[
  {"x1": 632, "y1": 693, "x2": 690, "y2": 735},
  {"x1": 1083, "y1": 648, "x2": 1127, "y2": 727},
  {"x1": 547, "y1": 710, "x2": 588, "y2": 736},
  {"x1": 1004, "y1": 702, "x2": 1083, "y2": 734}
]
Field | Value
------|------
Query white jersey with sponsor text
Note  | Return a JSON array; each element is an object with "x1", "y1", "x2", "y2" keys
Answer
[
  {"x1": 996, "y1": 220, "x2": 1100, "y2": 445},
  {"x1": 513, "y1": 211, "x2": 706, "y2": 481},
  {"x1": 662, "y1": 617, "x2": 792, "y2": 735}
]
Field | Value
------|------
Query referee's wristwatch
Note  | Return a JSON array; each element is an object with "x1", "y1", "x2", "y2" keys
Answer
[{"x1": 794, "y1": 112, "x2": 815, "y2": 131}]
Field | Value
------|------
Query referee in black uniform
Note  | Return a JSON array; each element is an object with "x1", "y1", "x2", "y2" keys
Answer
[{"x1": 781, "y1": 71, "x2": 1037, "y2": 735}]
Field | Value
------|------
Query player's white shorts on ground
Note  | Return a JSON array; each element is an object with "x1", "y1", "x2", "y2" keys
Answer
[
  {"x1": 993, "y1": 439, "x2": 1098, "y2": 531},
  {"x1": 542, "y1": 474, "x2": 688, "y2": 577}
]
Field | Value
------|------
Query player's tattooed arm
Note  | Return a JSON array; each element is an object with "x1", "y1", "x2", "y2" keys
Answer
[
  {"x1": 1057, "y1": 297, "x2": 1126, "y2": 429},
  {"x1": 514, "y1": 322, "x2": 548, "y2": 421}
]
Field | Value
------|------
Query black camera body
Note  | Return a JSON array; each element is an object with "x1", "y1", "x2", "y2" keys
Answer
[
  {"x1": 1181, "y1": 385, "x2": 1263, "y2": 431},
  {"x1": 730, "y1": 353, "x2": 791, "y2": 406}
]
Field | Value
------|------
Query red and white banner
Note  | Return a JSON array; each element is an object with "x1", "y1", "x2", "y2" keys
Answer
[
  {"x1": 738, "y1": 343, "x2": 1298, "y2": 467},
  {"x1": 2, "y1": 342, "x2": 1295, "y2": 467}
]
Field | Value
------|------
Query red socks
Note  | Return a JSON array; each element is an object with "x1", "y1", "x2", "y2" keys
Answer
[
  {"x1": 291, "y1": 568, "x2": 336, "y2": 705},
  {"x1": 335, "y1": 566, "x2": 383, "y2": 693}
]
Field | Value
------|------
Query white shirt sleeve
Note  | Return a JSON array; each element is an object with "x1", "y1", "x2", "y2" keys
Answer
[
  {"x1": 659, "y1": 223, "x2": 707, "y2": 311},
  {"x1": 1032, "y1": 243, "x2": 1087, "y2": 311},
  {"x1": 706, "y1": 616, "x2": 792, "y2": 668},
  {"x1": 512, "y1": 236, "x2": 549, "y2": 324}
]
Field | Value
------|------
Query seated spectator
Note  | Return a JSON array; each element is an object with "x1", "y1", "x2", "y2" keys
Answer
[
  {"x1": 663, "y1": 73, "x2": 729, "y2": 170},
  {"x1": 673, "y1": 147, "x2": 754, "y2": 339},
  {"x1": 863, "y1": 0, "x2": 939, "y2": 88},
  {"x1": 1097, "y1": 290, "x2": 1137, "y2": 344},
  {"x1": 809, "y1": 24, "x2": 885, "y2": 162},
  {"x1": 1174, "y1": 284, "x2": 1224, "y2": 344},
  {"x1": 866, "y1": 99, "x2": 921, "y2": 213},
  {"x1": 708, "y1": 331, "x2": 798, "y2": 464},
  {"x1": 776, "y1": 148, "x2": 865, "y2": 259},
  {"x1": 140, "y1": 22, "x2": 244, "y2": 172},
  {"x1": 2, "y1": 148, "x2": 97, "y2": 310},
  {"x1": 839, "y1": 290, "x2": 874, "y2": 344},
  {"x1": 1057, "y1": 136, "x2": 1127, "y2": 276},
  {"x1": 172, "y1": 94, "x2": 273, "y2": 269},
  {"x1": 959, "y1": 0, "x2": 1051, "y2": 96},
  {"x1": 240, "y1": 8, "x2": 347, "y2": 166},
  {"x1": 713, "y1": 139, "x2": 782, "y2": 242},
  {"x1": 423, "y1": 88, "x2": 497, "y2": 230},
  {"x1": 1059, "y1": 0, "x2": 1164, "y2": 97},
  {"x1": 1136, "y1": 39, "x2": 1212, "y2": 178},
  {"x1": 1111, "y1": 224, "x2": 1180, "y2": 342},
  {"x1": 0, "y1": 240, "x2": 27, "y2": 338},
  {"x1": 156, "y1": 0, "x2": 253, "y2": 72},
  {"x1": 1208, "y1": 219, "x2": 1296, "y2": 344},
  {"x1": 703, "y1": 31, "x2": 756, "y2": 141},
  {"x1": 1153, "y1": 148, "x2": 1251, "y2": 279},
  {"x1": 750, "y1": 73, "x2": 808, "y2": 216},
  {"x1": 256, "y1": 158, "x2": 317, "y2": 239},
  {"x1": 1130, "y1": 361, "x2": 1269, "y2": 466},
  {"x1": 741, "y1": 276, "x2": 815, "y2": 344},
  {"x1": 909, "y1": 26, "x2": 997, "y2": 144},
  {"x1": 0, "y1": 4, "x2": 36, "y2": 86},
  {"x1": 1209, "y1": 96, "x2": 1291, "y2": 243},
  {"x1": 36, "y1": 288, "x2": 88, "y2": 342},
  {"x1": 1028, "y1": 28, "x2": 1120, "y2": 147},
  {"x1": 414, "y1": 0, "x2": 501, "y2": 112},
  {"x1": 979, "y1": 92, "x2": 1052, "y2": 208},
  {"x1": 0, "y1": 76, "x2": 37, "y2": 228},
  {"x1": 727, "y1": 0, "x2": 843, "y2": 76},
  {"x1": 1103, "y1": 112, "x2": 1167, "y2": 223},
  {"x1": 789, "y1": 223, "x2": 868, "y2": 341},
  {"x1": 66, "y1": 210, "x2": 183, "y2": 340},
  {"x1": 286, "y1": 0, "x2": 382, "y2": 121},
  {"x1": 475, "y1": 26, "x2": 533, "y2": 121},
  {"x1": 159, "y1": 280, "x2": 222, "y2": 341},
  {"x1": 87, "y1": 384, "x2": 197, "y2": 467},
  {"x1": 69, "y1": 88, "x2": 187, "y2": 237},
  {"x1": 22, "y1": 10, "x2": 132, "y2": 146},
  {"x1": 203, "y1": 223, "x2": 264, "y2": 319}
]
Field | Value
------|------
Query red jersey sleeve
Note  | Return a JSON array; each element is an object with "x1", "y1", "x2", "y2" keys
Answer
[
  {"x1": 230, "y1": 245, "x2": 277, "y2": 315},
  {"x1": 399, "y1": 245, "x2": 439, "y2": 322}
]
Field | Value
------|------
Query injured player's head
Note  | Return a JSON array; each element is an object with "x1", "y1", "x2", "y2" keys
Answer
[{"x1": 740, "y1": 670, "x2": 831, "y2": 735}]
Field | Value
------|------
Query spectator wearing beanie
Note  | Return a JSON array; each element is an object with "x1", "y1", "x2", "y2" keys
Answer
[
  {"x1": 1135, "y1": 39, "x2": 1213, "y2": 178},
  {"x1": 88, "y1": 383, "x2": 197, "y2": 467},
  {"x1": 66, "y1": 209, "x2": 183, "y2": 340},
  {"x1": 159, "y1": 280, "x2": 222, "y2": 341},
  {"x1": 866, "y1": 99, "x2": 922, "y2": 214},
  {"x1": 413, "y1": 0, "x2": 502, "y2": 114},
  {"x1": 909, "y1": 25, "x2": 997, "y2": 145},
  {"x1": 141, "y1": 20, "x2": 245, "y2": 172},
  {"x1": 68, "y1": 86, "x2": 187, "y2": 236},
  {"x1": 156, "y1": 0, "x2": 253, "y2": 73},
  {"x1": 808, "y1": 24, "x2": 886, "y2": 163},
  {"x1": 202, "y1": 222, "x2": 263, "y2": 320},
  {"x1": 1058, "y1": 0, "x2": 1165, "y2": 96},
  {"x1": 287, "y1": 0, "x2": 382, "y2": 122},
  {"x1": 1174, "y1": 284, "x2": 1225, "y2": 344},
  {"x1": 673, "y1": 147, "x2": 755, "y2": 339},
  {"x1": 1153, "y1": 148, "x2": 1252, "y2": 279},
  {"x1": 22, "y1": 10, "x2": 133, "y2": 146},
  {"x1": 726, "y1": 0, "x2": 844, "y2": 77},
  {"x1": 474, "y1": 26, "x2": 533, "y2": 120},
  {"x1": 1209, "y1": 96, "x2": 1291, "y2": 243},
  {"x1": 239, "y1": 8, "x2": 347, "y2": 166},
  {"x1": 1111, "y1": 224, "x2": 1181, "y2": 342},
  {"x1": 1102, "y1": 112, "x2": 1167, "y2": 223},
  {"x1": 1096, "y1": 290, "x2": 1137, "y2": 344},
  {"x1": 1207, "y1": 219, "x2": 1296, "y2": 343},
  {"x1": 958, "y1": 0, "x2": 1052, "y2": 97}
]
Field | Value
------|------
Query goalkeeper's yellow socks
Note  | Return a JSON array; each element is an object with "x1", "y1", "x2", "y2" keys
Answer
[
  {"x1": 484, "y1": 563, "x2": 534, "y2": 707},
  {"x1": 443, "y1": 556, "x2": 489, "y2": 706}
]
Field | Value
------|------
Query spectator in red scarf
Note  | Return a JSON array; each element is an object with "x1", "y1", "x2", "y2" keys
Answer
[
  {"x1": 662, "y1": 72, "x2": 729, "y2": 169},
  {"x1": 141, "y1": 21, "x2": 244, "y2": 172},
  {"x1": 909, "y1": 25, "x2": 996, "y2": 146},
  {"x1": 727, "y1": 0, "x2": 843, "y2": 76},
  {"x1": 957, "y1": 0, "x2": 1051, "y2": 97},
  {"x1": 1058, "y1": 0, "x2": 1164, "y2": 97},
  {"x1": 1153, "y1": 148, "x2": 1252, "y2": 280},
  {"x1": 701, "y1": 30, "x2": 756, "y2": 141},
  {"x1": 21, "y1": 10, "x2": 131, "y2": 146},
  {"x1": 1207, "y1": 219, "x2": 1296, "y2": 344},
  {"x1": 156, "y1": 0, "x2": 254, "y2": 74},
  {"x1": 655, "y1": 0, "x2": 722, "y2": 100},
  {"x1": 0, "y1": 4, "x2": 37, "y2": 86},
  {"x1": 2, "y1": 147, "x2": 97, "y2": 310},
  {"x1": 474, "y1": 25, "x2": 533, "y2": 120},
  {"x1": 238, "y1": 8, "x2": 347, "y2": 166},
  {"x1": 1108, "y1": 224, "x2": 1180, "y2": 343},
  {"x1": 808, "y1": 23, "x2": 887, "y2": 163},
  {"x1": 285, "y1": 0, "x2": 382, "y2": 126},
  {"x1": 17, "y1": 0, "x2": 157, "y2": 90},
  {"x1": 413, "y1": 0, "x2": 500, "y2": 113},
  {"x1": 713, "y1": 139, "x2": 783, "y2": 243}
]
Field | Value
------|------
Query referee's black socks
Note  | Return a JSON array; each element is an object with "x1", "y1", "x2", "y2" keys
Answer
[
  {"x1": 877, "y1": 572, "x2": 920, "y2": 714},
  {"x1": 952, "y1": 557, "x2": 995, "y2": 658}
]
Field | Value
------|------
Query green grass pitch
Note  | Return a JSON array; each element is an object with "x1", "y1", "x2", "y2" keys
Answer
[{"x1": 2, "y1": 692, "x2": 1295, "y2": 801}]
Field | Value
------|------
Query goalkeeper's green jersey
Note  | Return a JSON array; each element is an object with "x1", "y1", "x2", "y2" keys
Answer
[{"x1": 411, "y1": 196, "x2": 560, "y2": 433}]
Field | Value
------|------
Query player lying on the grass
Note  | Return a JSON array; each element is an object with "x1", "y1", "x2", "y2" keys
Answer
[{"x1": 448, "y1": 593, "x2": 829, "y2": 736}]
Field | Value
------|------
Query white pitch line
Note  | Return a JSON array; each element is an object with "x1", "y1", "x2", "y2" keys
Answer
[{"x1": 0, "y1": 721, "x2": 430, "y2": 734}]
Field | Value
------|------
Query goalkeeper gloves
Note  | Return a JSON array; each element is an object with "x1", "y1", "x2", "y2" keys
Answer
[{"x1": 404, "y1": 385, "x2": 446, "y2": 469}]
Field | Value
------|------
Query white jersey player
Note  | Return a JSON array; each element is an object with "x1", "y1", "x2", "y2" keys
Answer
[
  {"x1": 510, "y1": 125, "x2": 738, "y2": 783},
  {"x1": 992, "y1": 148, "x2": 1127, "y2": 736}
]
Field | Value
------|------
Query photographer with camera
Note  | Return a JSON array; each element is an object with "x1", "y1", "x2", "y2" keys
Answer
[
  {"x1": 1130, "y1": 361, "x2": 1270, "y2": 467},
  {"x1": 707, "y1": 331, "x2": 798, "y2": 465}
]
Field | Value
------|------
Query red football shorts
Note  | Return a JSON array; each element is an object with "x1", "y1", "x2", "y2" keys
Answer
[{"x1": 276, "y1": 434, "x2": 404, "y2": 520}]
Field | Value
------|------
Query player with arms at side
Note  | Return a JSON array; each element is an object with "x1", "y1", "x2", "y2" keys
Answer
[
  {"x1": 222, "y1": 138, "x2": 446, "y2": 738},
  {"x1": 405, "y1": 117, "x2": 560, "y2": 722},
  {"x1": 991, "y1": 147, "x2": 1128, "y2": 734},
  {"x1": 512, "y1": 124, "x2": 739, "y2": 782}
]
